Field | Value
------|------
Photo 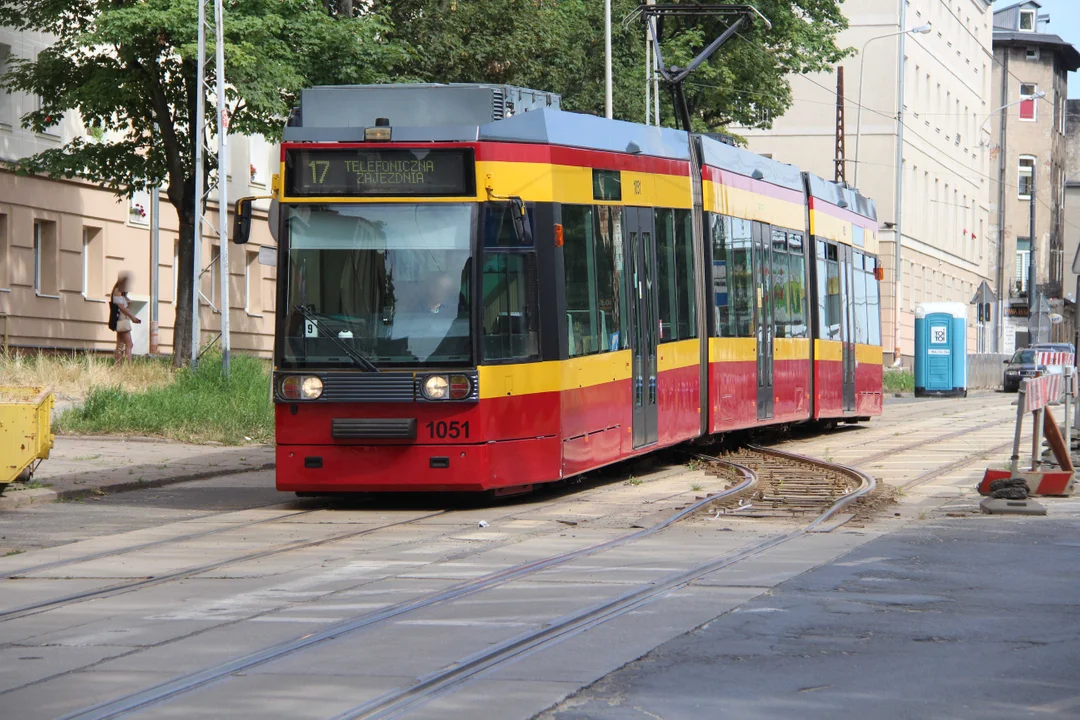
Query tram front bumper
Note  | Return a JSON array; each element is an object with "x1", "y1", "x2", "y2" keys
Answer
[{"x1": 276, "y1": 436, "x2": 560, "y2": 493}]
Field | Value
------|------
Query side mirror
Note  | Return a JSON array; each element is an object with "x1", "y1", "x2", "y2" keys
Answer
[
  {"x1": 509, "y1": 197, "x2": 533, "y2": 244},
  {"x1": 1003, "y1": 359, "x2": 1010, "y2": 364},
  {"x1": 232, "y1": 197, "x2": 254, "y2": 244}
]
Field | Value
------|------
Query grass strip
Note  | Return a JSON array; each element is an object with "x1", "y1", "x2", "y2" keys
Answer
[
  {"x1": 883, "y1": 368, "x2": 915, "y2": 394},
  {"x1": 56, "y1": 352, "x2": 272, "y2": 445}
]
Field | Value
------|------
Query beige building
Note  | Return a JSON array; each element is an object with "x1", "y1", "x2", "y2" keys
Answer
[
  {"x1": 1064, "y1": 98, "x2": 1080, "y2": 344},
  {"x1": 0, "y1": 26, "x2": 279, "y2": 357},
  {"x1": 990, "y1": 1, "x2": 1079, "y2": 351},
  {"x1": 733, "y1": 0, "x2": 996, "y2": 362}
]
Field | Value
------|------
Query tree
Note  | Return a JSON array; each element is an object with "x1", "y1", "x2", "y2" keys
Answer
[
  {"x1": 373, "y1": 0, "x2": 850, "y2": 133},
  {"x1": 0, "y1": 0, "x2": 401, "y2": 365}
]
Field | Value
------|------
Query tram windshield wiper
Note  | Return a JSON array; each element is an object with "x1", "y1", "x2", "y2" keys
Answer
[{"x1": 294, "y1": 304, "x2": 380, "y2": 373}]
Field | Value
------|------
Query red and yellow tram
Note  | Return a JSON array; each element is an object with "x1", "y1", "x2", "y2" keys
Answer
[{"x1": 245, "y1": 84, "x2": 883, "y2": 494}]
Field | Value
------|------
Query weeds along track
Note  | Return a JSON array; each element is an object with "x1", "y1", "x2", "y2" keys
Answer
[{"x1": 59, "y1": 448, "x2": 873, "y2": 720}]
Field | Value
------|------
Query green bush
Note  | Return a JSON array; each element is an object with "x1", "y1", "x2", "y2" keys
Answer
[
  {"x1": 883, "y1": 368, "x2": 915, "y2": 394},
  {"x1": 56, "y1": 353, "x2": 272, "y2": 445}
]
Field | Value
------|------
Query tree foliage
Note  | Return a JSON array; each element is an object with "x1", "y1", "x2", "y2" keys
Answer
[
  {"x1": 0, "y1": 0, "x2": 850, "y2": 362},
  {"x1": 372, "y1": 0, "x2": 851, "y2": 132},
  {"x1": 0, "y1": 0, "x2": 401, "y2": 364}
]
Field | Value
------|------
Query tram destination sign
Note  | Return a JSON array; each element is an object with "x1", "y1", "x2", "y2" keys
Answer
[{"x1": 284, "y1": 148, "x2": 474, "y2": 197}]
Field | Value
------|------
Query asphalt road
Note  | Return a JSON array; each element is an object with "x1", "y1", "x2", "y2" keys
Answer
[{"x1": 544, "y1": 516, "x2": 1080, "y2": 720}]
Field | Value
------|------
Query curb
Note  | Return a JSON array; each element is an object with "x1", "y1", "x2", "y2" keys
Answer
[{"x1": 0, "y1": 461, "x2": 276, "y2": 511}]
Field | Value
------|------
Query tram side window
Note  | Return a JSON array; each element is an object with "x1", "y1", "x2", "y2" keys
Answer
[
  {"x1": 655, "y1": 208, "x2": 678, "y2": 342},
  {"x1": 817, "y1": 240, "x2": 842, "y2": 340},
  {"x1": 866, "y1": 256, "x2": 882, "y2": 345},
  {"x1": 595, "y1": 205, "x2": 627, "y2": 351},
  {"x1": 482, "y1": 252, "x2": 539, "y2": 361},
  {"x1": 711, "y1": 214, "x2": 753, "y2": 338},
  {"x1": 563, "y1": 205, "x2": 600, "y2": 357},
  {"x1": 853, "y1": 251, "x2": 869, "y2": 345},
  {"x1": 787, "y1": 233, "x2": 808, "y2": 339},
  {"x1": 711, "y1": 214, "x2": 731, "y2": 336},
  {"x1": 729, "y1": 218, "x2": 754, "y2": 337},
  {"x1": 772, "y1": 229, "x2": 791, "y2": 338},
  {"x1": 674, "y1": 209, "x2": 697, "y2": 339}
]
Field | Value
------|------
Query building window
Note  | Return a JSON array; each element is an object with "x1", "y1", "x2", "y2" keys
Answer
[
  {"x1": 1019, "y1": 9, "x2": 1035, "y2": 31},
  {"x1": 1018, "y1": 156, "x2": 1036, "y2": 199},
  {"x1": 1016, "y1": 238, "x2": 1031, "y2": 293},
  {"x1": 33, "y1": 219, "x2": 59, "y2": 296},
  {"x1": 0, "y1": 212, "x2": 8, "y2": 289},
  {"x1": 82, "y1": 226, "x2": 105, "y2": 299},
  {"x1": 0, "y1": 45, "x2": 11, "y2": 127},
  {"x1": 1026, "y1": 47, "x2": 1040, "y2": 61},
  {"x1": 129, "y1": 188, "x2": 150, "y2": 226},
  {"x1": 1019, "y1": 83, "x2": 1038, "y2": 121},
  {"x1": 245, "y1": 250, "x2": 260, "y2": 313},
  {"x1": 249, "y1": 135, "x2": 270, "y2": 187},
  {"x1": 172, "y1": 240, "x2": 179, "y2": 303}
]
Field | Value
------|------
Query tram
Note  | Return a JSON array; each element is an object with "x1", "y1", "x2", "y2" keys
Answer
[{"x1": 236, "y1": 84, "x2": 883, "y2": 494}]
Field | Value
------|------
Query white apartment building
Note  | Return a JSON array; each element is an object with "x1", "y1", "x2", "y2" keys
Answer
[
  {"x1": 733, "y1": 0, "x2": 996, "y2": 363},
  {"x1": 0, "y1": 26, "x2": 278, "y2": 356}
]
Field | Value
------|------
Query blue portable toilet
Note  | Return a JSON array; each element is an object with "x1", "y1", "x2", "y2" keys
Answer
[{"x1": 914, "y1": 302, "x2": 968, "y2": 397}]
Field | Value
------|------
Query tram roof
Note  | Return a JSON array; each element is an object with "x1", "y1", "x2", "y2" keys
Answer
[
  {"x1": 697, "y1": 135, "x2": 804, "y2": 194},
  {"x1": 806, "y1": 173, "x2": 878, "y2": 223},
  {"x1": 477, "y1": 108, "x2": 692, "y2": 162}
]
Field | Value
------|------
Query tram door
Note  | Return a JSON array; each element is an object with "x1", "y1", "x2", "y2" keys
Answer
[
  {"x1": 839, "y1": 244, "x2": 857, "y2": 411},
  {"x1": 626, "y1": 207, "x2": 659, "y2": 448},
  {"x1": 753, "y1": 222, "x2": 774, "y2": 420}
]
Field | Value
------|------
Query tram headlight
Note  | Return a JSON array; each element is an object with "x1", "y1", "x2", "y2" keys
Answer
[
  {"x1": 422, "y1": 375, "x2": 450, "y2": 400},
  {"x1": 301, "y1": 376, "x2": 324, "y2": 399},
  {"x1": 280, "y1": 375, "x2": 323, "y2": 400}
]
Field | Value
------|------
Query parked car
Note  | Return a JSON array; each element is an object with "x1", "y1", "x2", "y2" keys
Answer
[{"x1": 1002, "y1": 349, "x2": 1039, "y2": 392}]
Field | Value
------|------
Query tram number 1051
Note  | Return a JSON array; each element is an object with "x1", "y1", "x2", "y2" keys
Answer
[{"x1": 426, "y1": 420, "x2": 470, "y2": 440}]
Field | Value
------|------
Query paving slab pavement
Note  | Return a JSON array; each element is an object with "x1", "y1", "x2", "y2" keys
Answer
[
  {"x1": 0, "y1": 435, "x2": 273, "y2": 510},
  {"x1": 541, "y1": 514, "x2": 1080, "y2": 720}
]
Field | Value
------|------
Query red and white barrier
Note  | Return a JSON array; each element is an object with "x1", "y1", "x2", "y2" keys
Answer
[
  {"x1": 1024, "y1": 373, "x2": 1065, "y2": 412},
  {"x1": 1035, "y1": 351, "x2": 1074, "y2": 368}
]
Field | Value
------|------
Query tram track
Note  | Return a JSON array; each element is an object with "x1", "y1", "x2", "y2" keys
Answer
[
  {"x1": 327, "y1": 449, "x2": 875, "y2": 720},
  {"x1": 0, "y1": 511, "x2": 447, "y2": 622},
  {"x1": 56, "y1": 459, "x2": 760, "y2": 720},
  {"x1": 58, "y1": 448, "x2": 877, "y2": 720},
  {"x1": 1, "y1": 507, "x2": 319, "y2": 579}
]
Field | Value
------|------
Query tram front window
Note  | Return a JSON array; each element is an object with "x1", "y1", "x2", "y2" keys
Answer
[{"x1": 282, "y1": 204, "x2": 473, "y2": 368}]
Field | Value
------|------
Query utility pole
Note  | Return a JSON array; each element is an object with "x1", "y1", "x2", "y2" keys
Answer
[
  {"x1": 647, "y1": 0, "x2": 659, "y2": 126},
  {"x1": 1028, "y1": 173, "x2": 1040, "y2": 344},
  {"x1": 604, "y1": 0, "x2": 613, "y2": 119},
  {"x1": 892, "y1": 0, "x2": 908, "y2": 365},
  {"x1": 150, "y1": 184, "x2": 160, "y2": 355},
  {"x1": 644, "y1": 12, "x2": 651, "y2": 125},
  {"x1": 192, "y1": 0, "x2": 207, "y2": 368},
  {"x1": 834, "y1": 66, "x2": 846, "y2": 184},
  {"x1": 215, "y1": 0, "x2": 230, "y2": 377}
]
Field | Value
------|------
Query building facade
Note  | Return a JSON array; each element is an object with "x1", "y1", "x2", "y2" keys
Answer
[
  {"x1": 1064, "y1": 98, "x2": 1080, "y2": 346},
  {"x1": 0, "y1": 26, "x2": 279, "y2": 357},
  {"x1": 990, "y1": 1, "x2": 1079, "y2": 351},
  {"x1": 732, "y1": 0, "x2": 996, "y2": 362}
]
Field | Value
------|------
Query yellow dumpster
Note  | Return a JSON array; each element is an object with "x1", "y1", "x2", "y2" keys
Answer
[{"x1": 0, "y1": 386, "x2": 55, "y2": 488}]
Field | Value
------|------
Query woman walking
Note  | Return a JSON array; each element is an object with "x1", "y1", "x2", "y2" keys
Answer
[{"x1": 109, "y1": 272, "x2": 141, "y2": 364}]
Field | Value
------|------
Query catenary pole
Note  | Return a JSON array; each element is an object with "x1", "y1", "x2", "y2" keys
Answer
[
  {"x1": 192, "y1": 0, "x2": 206, "y2": 367},
  {"x1": 604, "y1": 0, "x2": 612, "y2": 119},
  {"x1": 150, "y1": 184, "x2": 159, "y2": 355},
  {"x1": 891, "y1": 0, "x2": 908, "y2": 365},
  {"x1": 215, "y1": 0, "x2": 230, "y2": 377}
]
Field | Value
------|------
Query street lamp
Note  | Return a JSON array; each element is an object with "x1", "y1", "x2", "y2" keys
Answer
[
  {"x1": 852, "y1": 23, "x2": 932, "y2": 189},
  {"x1": 977, "y1": 90, "x2": 1047, "y2": 148}
]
